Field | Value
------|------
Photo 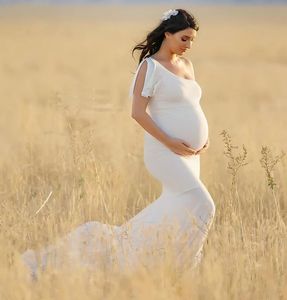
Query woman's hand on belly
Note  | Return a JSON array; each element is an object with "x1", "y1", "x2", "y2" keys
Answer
[
  {"x1": 195, "y1": 137, "x2": 210, "y2": 155},
  {"x1": 165, "y1": 137, "x2": 198, "y2": 156}
]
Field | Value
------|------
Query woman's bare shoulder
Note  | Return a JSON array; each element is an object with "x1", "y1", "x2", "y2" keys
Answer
[
  {"x1": 180, "y1": 56, "x2": 194, "y2": 69},
  {"x1": 180, "y1": 57, "x2": 195, "y2": 78}
]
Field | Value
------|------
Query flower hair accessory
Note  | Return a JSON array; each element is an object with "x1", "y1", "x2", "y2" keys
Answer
[{"x1": 160, "y1": 9, "x2": 179, "y2": 21}]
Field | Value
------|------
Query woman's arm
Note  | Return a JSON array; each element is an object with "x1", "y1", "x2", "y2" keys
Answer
[{"x1": 131, "y1": 60, "x2": 171, "y2": 147}]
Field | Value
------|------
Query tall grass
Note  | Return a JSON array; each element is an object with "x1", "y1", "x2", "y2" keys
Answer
[{"x1": 0, "y1": 4, "x2": 286, "y2": 300}]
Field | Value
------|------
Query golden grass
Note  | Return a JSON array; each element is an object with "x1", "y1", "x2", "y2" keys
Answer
[{"x1": 0, "y1": 4, "x2": 286, "y2": 299}]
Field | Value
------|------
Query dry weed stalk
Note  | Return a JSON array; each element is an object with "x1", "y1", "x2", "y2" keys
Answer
[
  {"x1": 220, "y1": 129, "x2": 248, "y2": 194},
  {"x1": 259, "y1": 146, "x2": 285, "y2": 190},
  {"x1": 259, "y1": 145, "x2": 286, "y2": 228}
]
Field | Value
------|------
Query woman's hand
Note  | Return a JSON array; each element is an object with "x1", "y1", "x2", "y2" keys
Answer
[
  {"x1": 195, "y1": 138, "x2": 210, "y2": 155},
  {"x1": 165, "y1": 137, "x2": 197, "y2": 156}
]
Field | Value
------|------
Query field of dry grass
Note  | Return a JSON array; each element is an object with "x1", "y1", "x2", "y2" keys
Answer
[{"x1": 0, "y1": 4, "x2": 286, "y2": 299}]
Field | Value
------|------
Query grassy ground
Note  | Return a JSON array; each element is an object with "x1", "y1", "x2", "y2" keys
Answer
[{"x1": 0, "y1": 4, "x2": 286, "y2": 299}]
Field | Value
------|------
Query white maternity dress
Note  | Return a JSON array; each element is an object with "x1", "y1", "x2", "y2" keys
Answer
[{"x1": 21, "y1": 56, "x2": 216, "y2": 280}]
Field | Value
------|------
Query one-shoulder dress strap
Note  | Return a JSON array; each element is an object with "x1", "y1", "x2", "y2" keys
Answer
[{"x1": 129, "y1": 57, "x2": 157, "y2": 100}]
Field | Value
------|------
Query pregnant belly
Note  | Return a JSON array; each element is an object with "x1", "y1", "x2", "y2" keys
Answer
[{"x1": 150, "y1": 105, "x2": 209, "y2": 151}]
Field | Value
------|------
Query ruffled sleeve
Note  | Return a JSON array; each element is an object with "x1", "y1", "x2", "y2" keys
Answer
[{"x1": 128, "y1": 57, "x2": 157, "y2": 100}]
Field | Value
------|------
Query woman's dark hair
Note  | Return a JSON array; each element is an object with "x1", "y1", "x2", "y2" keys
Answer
[{"x1": 131, "y1": 9, "x2": 199, "y2": 65}]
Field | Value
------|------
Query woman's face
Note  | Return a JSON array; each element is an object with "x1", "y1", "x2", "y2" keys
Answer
[{"x1": 165, "y1": 28, "x2": 197, "y2": 55}]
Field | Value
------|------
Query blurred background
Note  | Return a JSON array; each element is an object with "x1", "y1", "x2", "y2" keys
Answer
[{"x1": 0, "y1": 1, "x2": 286, "y2": 299}]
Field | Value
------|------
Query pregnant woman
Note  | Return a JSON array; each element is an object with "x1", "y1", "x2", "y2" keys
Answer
[{"x1": 22, "y1": 8, "x2": 216, "y2": 280}]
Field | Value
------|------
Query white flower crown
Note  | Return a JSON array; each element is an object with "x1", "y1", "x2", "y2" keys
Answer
[{"x1": 160, "y1": 9, "x2": 179, "y2": 21}]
